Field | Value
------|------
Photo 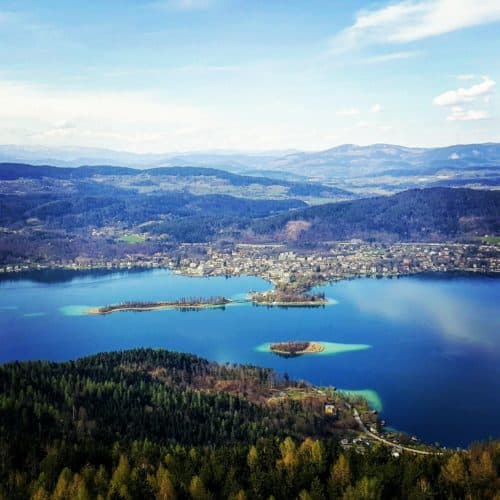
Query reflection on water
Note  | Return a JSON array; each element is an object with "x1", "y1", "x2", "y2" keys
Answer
[
  {"x1": 330, "y1": 275, "x2": 499, "y2": 350},
  {"x1": 0, "y1": 268, "x2": 150, "y2": 286}
]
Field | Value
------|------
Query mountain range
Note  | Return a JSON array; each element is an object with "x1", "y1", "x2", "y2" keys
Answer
[
  {"x1": 2, "y1": 142, "x2": 499, "y2": 195},
  {"x1": 1, "y1": 142, "x2": 499, "y2": 172}
]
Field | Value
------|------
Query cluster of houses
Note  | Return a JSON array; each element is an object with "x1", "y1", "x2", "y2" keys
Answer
[
  {"x1": 174, "y1": 241, "x2": 500, "y2": 286},
  {"x1": 1, "y1": 240, "x2": 499, "y2": 281}
]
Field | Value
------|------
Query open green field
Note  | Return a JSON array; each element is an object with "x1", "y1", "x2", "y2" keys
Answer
[
  {"x1": 481, "y1": 235, "x2": 500, "y2": 244},
  {"x1": 118, "y1": 234, "x2": 146, "y2": 244}
]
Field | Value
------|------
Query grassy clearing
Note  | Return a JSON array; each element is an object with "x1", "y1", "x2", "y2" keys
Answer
[
  {"x1": 118, "y1": 234, "x2": 146, "y2": 244},
  {"x1": 481, "y1": 235, "x2": 500, "y2": 245}
]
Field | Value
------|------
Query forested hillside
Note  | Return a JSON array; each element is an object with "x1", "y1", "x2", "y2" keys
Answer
[
  {"x1": 0, "y1": 350, "x2": 337, "y2": 473},
  {"x1": 0, "y1": 189, "x2": 303, "y2": 231},
  {"x1": 0, "y1": 349, "x2": 498, "y2": 499},
  {"x1": 251, "y1": 188, "x2": 500, "y2": 244}
]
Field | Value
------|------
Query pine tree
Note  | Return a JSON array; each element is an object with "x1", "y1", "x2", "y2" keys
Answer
[
  {"x1": 247, "y1": 446, "x2": 258, "y2": 470},
  {"x1": 51, "y1": 468, "x2": 72, "y2": 500},
  {"x1": 331, "y1": 454, "x2": 351, "y2": 489},
  {"x1": 31, "y1": 487, "x2": 50, "y2": 500},
  {"x1": 189, "y1": 475, "x2": 212, "y2": 500},
  {"x1": 109, "y1": 455, "x2": 132, "y2": 499},
  {"x1": 470, "y1": 450, "x2": 495, "y2": 481},
  {"x1": 154, "y1": 466, "x2": 176, "y2": 500},
  {"x1": 441, "y1": 453, "x2": 467, "y2": 485},
  {"x1": 342, "y1": 476, "x2": 380, "y2": 500},
  {"x1": 278, "y1": 437, "x2": 299, "y2": 472}
]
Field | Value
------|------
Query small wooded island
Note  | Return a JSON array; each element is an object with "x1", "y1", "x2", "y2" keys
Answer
[
  {"x1": 251, "y1": 287, "x2": 327, "y2": 307},
  {"x1": 86, "y1": 296, "x2": 230, "y2": 315},
  {"x1": 269, "y1": 341, "x2": 325, "y2": 356}
]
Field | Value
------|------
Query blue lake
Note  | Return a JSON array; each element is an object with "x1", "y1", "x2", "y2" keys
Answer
[{"x1": 1, "y1": 268, "x2": 499, "y2": 448}]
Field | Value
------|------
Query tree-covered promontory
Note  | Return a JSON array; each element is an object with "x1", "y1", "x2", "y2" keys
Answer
[{"x1": 0, "y1": 349, "x2": 498, "y2": 499}]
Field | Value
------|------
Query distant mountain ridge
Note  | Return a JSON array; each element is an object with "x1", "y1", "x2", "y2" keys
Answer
[
  {"x1": 269, "y1": 143, "x2": 500, "y2": 178},
  {"x1": 0, "y1": 145, "x2": 284, "y2": 170},
  {"x1": 1, "y1": 143, "x2": 499, "y2": 194},
  {"x1": 1, "y1": 142, "x2": 499, "y2": 174}
]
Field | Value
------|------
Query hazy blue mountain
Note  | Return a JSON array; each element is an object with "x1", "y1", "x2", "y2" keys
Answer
[
  {"x1": 267, "y1": 143, "x2": 500, "y2": 178},
  {"x1": 1, "y1": 143, "x2": 499, "y2": 193},
  {"x1": 1, "y1": 143, "x2": 499, "y2": 174},
  {"x1": 0, "y1": 145, "x2": 288, "y2": 171}
]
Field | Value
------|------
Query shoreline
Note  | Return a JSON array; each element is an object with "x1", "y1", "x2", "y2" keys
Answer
[
  {"x1": 1, "y1": 260, "x2": 499, "y2": 285},
  {"x1": 2, "y1": 265, "x2": 499, "y2": 289},
  {"x1": 252, "y1": 299, "x2": 329, "y2": 307}
]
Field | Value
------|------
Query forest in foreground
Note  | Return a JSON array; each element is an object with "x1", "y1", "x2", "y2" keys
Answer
[{"x1": 0, "y1": 349, "x2": 498, "y2": 499}]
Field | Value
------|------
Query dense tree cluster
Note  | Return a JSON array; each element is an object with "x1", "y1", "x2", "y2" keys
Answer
[
  {"x1": 3, "y1": 436, "x2": 500, "y2": 500},
  {"x1": 0, "y1": 190, "x2": 302, "y2": 234},
  {"x1": 269, "y1": 342, "x2": 312, "y2": 355},
  {"x1": 252, "y1": 188, "x2": 500, "y2": 243},
  {"x1": 97, "y1": 297, "x2": 230, "y2": 314},
  {"x1": 252, "y1": 290, "x2": 326, "y2": 305},
  {"x1": 0, "y1": 349, "x2": 499, "y2": 498}
]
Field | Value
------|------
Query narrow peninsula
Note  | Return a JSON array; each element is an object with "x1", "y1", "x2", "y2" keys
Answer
[
  {"x1": 269, "y1": 341, "x2": 325, "y2": 357},
  {"x1": 86, "y1": 296, "x2": 230, "y2": 315}
]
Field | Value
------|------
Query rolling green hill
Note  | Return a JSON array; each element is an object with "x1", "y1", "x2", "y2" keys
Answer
[{"x1": 0, "y1": 163, "x2": 353, "y2": 202}]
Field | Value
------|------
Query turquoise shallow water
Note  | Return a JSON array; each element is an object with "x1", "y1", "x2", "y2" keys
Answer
[{"x1": 0, "y1": 268, "x2": 499, "y2": 447}]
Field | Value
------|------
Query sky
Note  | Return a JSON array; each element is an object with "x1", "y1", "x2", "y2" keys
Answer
[{"x1": 0, "y1": 0, "x2": 499, "y2": 153}]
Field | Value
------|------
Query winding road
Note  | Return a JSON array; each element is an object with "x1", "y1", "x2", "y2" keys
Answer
[{"x1": 352, "y1": 408, "x2": 442, "y2": 456}]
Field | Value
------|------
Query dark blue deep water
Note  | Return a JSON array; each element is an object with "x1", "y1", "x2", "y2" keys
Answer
[{"x1": 1, "y1": 268, "x2": 499, "y2": 448}]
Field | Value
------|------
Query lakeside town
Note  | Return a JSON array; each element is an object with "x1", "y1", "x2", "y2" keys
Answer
[
  {"x1": 175, "y1": 241, "x2": 500, "y2": 287},
  {"x1": 3, "y1": 240, "x2": 498, "y2": 289}
]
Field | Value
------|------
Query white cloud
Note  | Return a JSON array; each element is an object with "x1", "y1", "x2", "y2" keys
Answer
[
  {"x1": 356, "y1": 120, "x2": 371, "y2": 128},
  {"x1": 446, "y1": 106, "x2": 489, "y2": 121},
  {"x1": 0, "y1": 79, "x2": 382, "y2": 152},
  {"x1": 449, "y1": 152, "x2": 460, "y2": 159},
  {"x1": 433, "y1": 76, "x2": 496, "y2": 106},
  {"x1": 370, "y1": 104, "x2": 383, "y2": 113},
  {"x1": 331, "y1": 0, "x2": 500, "y2": 51},
  {"x1": 0, "y1": 80, "x2": 217, "y2": 152},
  {"x1": 336, "y1": 108, "x2": 360, "y2": 117},
  {"x1": 362, "y1": 50, "x2": 420, "y2": 63},
  {"x1": 53, "y1": 119, "x2": 76, "y2": 130}
]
